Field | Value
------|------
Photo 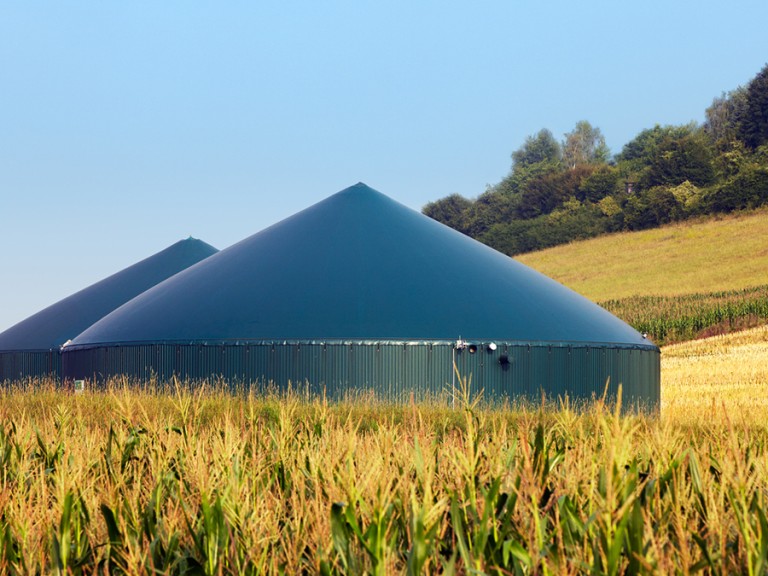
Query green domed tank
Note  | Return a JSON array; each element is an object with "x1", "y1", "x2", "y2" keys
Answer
[{"x1": 63, "y1": 184, "x2": 659, "y2": 408}]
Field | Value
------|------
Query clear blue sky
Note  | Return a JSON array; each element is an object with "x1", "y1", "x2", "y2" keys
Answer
[{"x1": 1, "y1": 1, "x2": 767, "y2": 332}]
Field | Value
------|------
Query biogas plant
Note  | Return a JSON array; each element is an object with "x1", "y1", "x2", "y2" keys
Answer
[{"x1": 1, "y1": 183, "x2": 659, "y2": 408}]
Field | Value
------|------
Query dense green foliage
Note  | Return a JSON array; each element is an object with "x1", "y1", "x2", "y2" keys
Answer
[
  {"x1": 423, "y1": 63, "x2": 768, "y2": 256},
  {"x1": 601, "y1": 285, "x2": 768, "y2": 346},
  {"x1": 740, "y1": 64, "x2": 768, "y2": 148}
]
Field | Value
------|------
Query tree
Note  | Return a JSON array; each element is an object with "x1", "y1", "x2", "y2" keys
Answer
[
  {"x1": 739, "y1": 63, "x2": 768, "y2": 148},
  {"x1": 704, "y1": 87, "x2": 748, "y2": 146},
  {"x1": 562, "y1": 121, "x2": 610, "y2": 168},
  {"x1": 495, "y1": 129, "x2": 563, "y2": 199},
  {"x1": 577, "y1": 165, "x2": 620, "y2": 202},
  {"x1": 644, "y1": 131, "x2": 715, "y2": 188},
  {"x1": 422, "y1": 194, "x2": 472, "y2": 233},
  {"x1": 616, "y1": 124, "x2": 713, "y2": 192},
  {"x1": 463, "y1": 190, "x2": 516, "y2": 237},
  {"x1": 622, "y1": 187, "x2": 682, "y2": 230},
  {"x1": 616, "y1": 125, "x2": 692, "y2": 164},
  {"x1": 511, "y1": 129, "x2": 562, "y2": 169},
  {"x1": 482, "y1": 201, "x2": 610, "y2": 255},
  {"x1": 516, "y1": 165, "x2": 594, "y2": 219},
  {"x1": 496, "y1": 158, "x2": 561, "y2": 200},
  {"x1": 703, "y1": 164, "x2": 768, "y2": 213}
]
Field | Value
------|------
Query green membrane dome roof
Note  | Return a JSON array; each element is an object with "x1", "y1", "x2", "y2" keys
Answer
[
  {"x1": 69, "y1": 184, "x2": 654, "y2": 348},
  {"x1": 0, "y1": 238, "x2": 218, "y2": 351}
]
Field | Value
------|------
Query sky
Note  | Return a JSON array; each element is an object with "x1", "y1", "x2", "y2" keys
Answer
[{"x1": 1, "y1": 0, "x2": 767, "y2": 332}]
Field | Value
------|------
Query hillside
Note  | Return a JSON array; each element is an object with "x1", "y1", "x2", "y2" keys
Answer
[
  {"x1": 516, "y1": 208, "x2": 768, "y2": 344},
  {"x1": 516, "y1": 207, "x2": 768, "y2": 301}
]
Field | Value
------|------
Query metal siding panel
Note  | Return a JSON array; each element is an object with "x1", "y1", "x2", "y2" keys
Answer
[
  {"x1": 546, "y1": 347, "x2": 563, "y2": 402},
  {"x1": 0, "y1": 351, "x2": 60, "y2": 382},
  {"x1": 289, "y1": 344, "x2": 300, "y2": 389},
  {"x1": 406, "y1": 345, "x2": 418, "y2": 400},
  {"x1": 330, "y1": 344, "x2": 347, "y2": 398},
  {"x1": 219, "y1": 346, "x2": 229, "y2": 383},
  {"x1": 482, "y1": 346, "x2": 519, "y2": 403},
  {"x1": 588, "y1": 348, "x2": 606, "y2": 401},
  {"x1": 243, "y1": 345, "x2": 255, "y2": 388},
  {"x1": 523, "y1": 346, "x2": 535, "y2": 401},
  {"x1": 527, "y1": 347, "x2": 545, "y2": 399},
  {"x1": 376, "y1": 345, "x2": 390, "y2": 398},
  {"x1": 301, "y1": 345, "x2": 322, "y2": 396},
  {"x1": 58, "y1": 341, "x2": 660, "y2": 410},
  {"x1": 599, "y1": 348, "x2": 611, "y2": 401},
  {"x1": 318, "y1": 344, "x2": 332, "y2": 397},
  {"x1": 583, "y1": 348, "x2": 600, "y2": 401},
  {"x1": 362, "y1": 344, "x2": 376, "y2": 394},
  {"x1": 468, "y1": 348, "x2": 483, "y2": 400},
  {"x1": 307, "y1": 345, "x2": 319, "y2": 396},
  {"x1": 178, "y1": 345, "x2": 193, "y2": 382},
  {"x1": 571, "y1": 348, "x2": 586, "y2": 402},
  {"x1": 381, "y1": 345, "x2": 401, "y2": 399},
  {"x1": 289, "y1": 344, "x2": 300, "y2": 391},
  {"x1": 234, "y1": 345, "x2": 247, "y2": 385},
  {"x1": 261, "y1": 344, "x2": 274, "y2": 388},
  {"x1": 283, "y1": 344, "x2": 295, "y2": 388},
  {"x1": 327, "y1": 344, "x2": 339, "y2": 397},
  {"x1": 312, "y1": 344, "x2": 326, "y2": 395},
  {"x1": 270, "y1": 345, "x2": 284, "y2": 389},
  {"x1": 418, "y1": 345, "x2": 429, "y2": 399},
  {"x1": 486, "y1": 347, "x2": 512, "y2": 401},
  {"x1": 394, "y1": 346, "x2": 405, "y2": 401},
  {"x1": 437, "y1": 345, "x2": 454, "y2": 396},
  {"x1": 351, "y1": 344, "x2": 365, "y2": 396}
]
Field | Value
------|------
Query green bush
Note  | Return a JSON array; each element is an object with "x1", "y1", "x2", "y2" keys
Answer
[
  {"x1": 482, "y1": 201, "x2": 610, "y2": 255},
  {"x1": 703, "y1": 165, "x2": 768, "y2": 213},
  {"x1": 622, "y1": 186, "x2": 682, "y2": 230}
]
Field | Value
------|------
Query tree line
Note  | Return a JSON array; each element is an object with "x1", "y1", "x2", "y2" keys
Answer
[{"x1": 423, "y1": 63, "x2": 768, "y2": 256}]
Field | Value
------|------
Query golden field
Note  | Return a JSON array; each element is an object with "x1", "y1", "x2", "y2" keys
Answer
[{"x1": 1, "y1": 326, "x2": 767, "y2": 574}]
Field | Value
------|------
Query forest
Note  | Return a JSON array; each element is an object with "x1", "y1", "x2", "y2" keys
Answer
[{"x1": 423, "y1": 63, "x2": 768, "y2": 256}]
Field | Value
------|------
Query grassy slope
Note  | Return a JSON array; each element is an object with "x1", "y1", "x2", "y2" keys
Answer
[{"x1": 516, "y1": 207, "x2": 768, "y2": 301}]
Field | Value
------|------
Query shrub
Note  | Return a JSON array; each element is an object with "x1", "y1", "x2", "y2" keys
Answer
[
  {"x1": 703, "y1": 164, "x2": 768, "y2": 213},
  {"x1": 622, "y1": 186, "x2": 682, "y2": 230}
]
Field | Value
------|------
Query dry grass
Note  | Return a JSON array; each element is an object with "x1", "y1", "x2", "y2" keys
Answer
[{"x1": 516, "y1": 207, "x2": 768, "y2": 301}]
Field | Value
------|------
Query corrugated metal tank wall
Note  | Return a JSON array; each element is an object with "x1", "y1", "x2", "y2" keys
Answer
[
  {"x1": 61, "y1": 341, "x2": 660, "y2": 409},
  {"x1": 0, "y1": 351, "x2": 61, "y2": 383}
]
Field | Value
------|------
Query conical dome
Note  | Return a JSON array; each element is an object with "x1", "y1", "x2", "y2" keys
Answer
[
  {"x1": 70, "y1": 184, "x2": 648, "y2": 347},
  {"x1": 0, "y1": 237, "x2": 218, "y2": 353}
]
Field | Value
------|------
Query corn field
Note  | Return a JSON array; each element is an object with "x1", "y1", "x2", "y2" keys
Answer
[
  {"x1": 2, "y1": 344, "x2": 768, "y2": 576},
  {"x1": 601, "y1": 284, "x2": 768, "y2": 345},
  {"x1": 1, "y1": 328, "x2": 767, "y2": 575}
]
